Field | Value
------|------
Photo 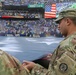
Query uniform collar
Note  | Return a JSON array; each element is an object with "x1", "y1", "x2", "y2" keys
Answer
[{"x1": 64, "y1": 32, "x2": 76, "y2": 40}]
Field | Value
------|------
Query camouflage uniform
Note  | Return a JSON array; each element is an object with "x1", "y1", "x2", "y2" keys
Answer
[
  {"x1": 0, "y1": 50, "x2": 30, "y2": 75},
  {"x1": 31, "y1": 8, "x2": 76, "y2": 75}
]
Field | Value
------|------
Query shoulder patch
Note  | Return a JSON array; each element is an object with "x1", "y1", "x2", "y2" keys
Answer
[{"x1": 59, "y1": 63, "x2": 68, "y2": 72}]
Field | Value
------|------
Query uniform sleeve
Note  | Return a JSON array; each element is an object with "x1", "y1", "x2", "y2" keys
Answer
[
  {"x1": 31, "y1": 63, "x2": 48, "y2": 75},
  {"x1": 50, "y1": 46, "x2": 76, "y2": 75},
  {"x1": 31, "y1": 45, "x2": 76, "y2": 75},
  {"x1": 0, "y1": 50, "x2": 30, "y2": 75}
]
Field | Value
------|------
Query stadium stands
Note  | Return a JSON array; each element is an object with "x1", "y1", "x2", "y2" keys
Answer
[{"x1": 0, "y1": 0, "x2": 75, "y2": 37}]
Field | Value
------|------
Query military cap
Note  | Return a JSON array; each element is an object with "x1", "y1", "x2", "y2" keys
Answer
[{"x1": 55, "y1": 8, "x2": 76, "y2": 23}]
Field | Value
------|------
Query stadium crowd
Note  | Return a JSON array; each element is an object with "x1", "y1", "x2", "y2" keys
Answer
[
  {"x1": 0, "y1": 0, "x2": 75, "y2": 37},
  {"x1": 0, "y1": 10, "x2": 41, "y2": 19},
  {"x1": 0, "y1": 19, "x2": 62, "y2": 37},
  {"x1": 2, "y1": 0, "x2": 76, "y2": 5}
]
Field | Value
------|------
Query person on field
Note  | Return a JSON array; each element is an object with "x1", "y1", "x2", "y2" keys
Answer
[{"x1": 22, "y1": 8, "x2": 76, "y2": 75}]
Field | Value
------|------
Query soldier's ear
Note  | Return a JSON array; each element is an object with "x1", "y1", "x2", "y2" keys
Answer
[{"x1": 66, "y1": 18, "x2": 71, "y2": 26}]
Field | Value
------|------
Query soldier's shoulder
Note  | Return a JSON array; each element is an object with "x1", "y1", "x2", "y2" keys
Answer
[{"x1": 70, "y1": 34, "x2": 76, "y2": 46}]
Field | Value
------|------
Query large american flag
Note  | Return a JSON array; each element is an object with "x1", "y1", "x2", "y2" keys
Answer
[{"x1": 45, "y1": 3, "x2": 56, "y2": 18}]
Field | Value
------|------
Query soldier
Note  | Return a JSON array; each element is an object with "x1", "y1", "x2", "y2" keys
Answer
[{"x1": 22, "y1": 8, "x2": 76, "y2": 75}]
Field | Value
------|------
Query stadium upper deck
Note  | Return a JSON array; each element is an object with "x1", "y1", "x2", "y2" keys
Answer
[{"x1": 0, "y1": 0, "x2": 76, "y2": 5}]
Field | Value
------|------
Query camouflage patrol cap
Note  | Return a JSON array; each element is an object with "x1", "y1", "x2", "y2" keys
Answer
[{"x1": 55, "y1": 8, "x2": 76, "y2": 23}]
